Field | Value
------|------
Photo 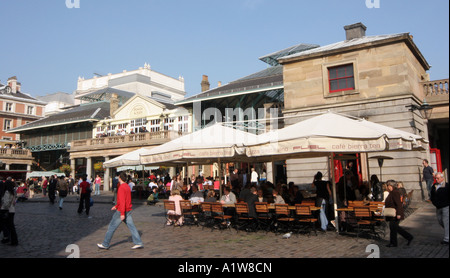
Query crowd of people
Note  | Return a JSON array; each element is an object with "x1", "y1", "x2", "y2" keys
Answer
[{"x1": 1, "y1": 157, "x2": 448, "y2": 249}]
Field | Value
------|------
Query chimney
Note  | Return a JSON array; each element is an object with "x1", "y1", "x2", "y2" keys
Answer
[
  {"x1": 344, "y1": 22, "x2": 367, "y2": 40},
  {"x1": 201, "y1": 75, "x2": 210, "y2": 92},
  {"x1": 16, "y1": 82, "x2": 21, "y2": 92},
  {"x1": 7, "y1": 76, "x2": 17, "y2": 93},
  {"x1": 218, "y1": 81, "x2": 222, "y2": 87},
  {"x1": 110, "y1": 93, "x2": 119, "y2": 117}
]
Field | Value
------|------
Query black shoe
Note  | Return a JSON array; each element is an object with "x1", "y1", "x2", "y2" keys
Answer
[
  {"x1": 407, "y1": 237, "x2": 413, "y2": 246},
  {"x1": 441, "y1": 240, "x2": 449, "y2": 245},
  {"x1": 1, "y1": 238, "x2": 10, "y2": 244},
  {"x1": 386, "y1": 243, "x2": 397, "y2": 247}
]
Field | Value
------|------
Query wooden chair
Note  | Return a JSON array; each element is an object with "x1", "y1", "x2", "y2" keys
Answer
[
  {"x1": 294, "y1": 204, "x2": 318, "y2": 236},
  {"x1": 199, "y1": 202, "x2": 214, "y2": 230},
  {"x1": 353, "y1": 206, "x2": 379, "y2": 239},
  {"x1": 180, "y1": 200, "x2": 199, "y2": 227},
  {"x1": 273, "y1": 204, "x2": 295, "y2": 234},
  {"x1": 348, "y1": 200, "x2": 364, "y2": 207},
  {"x1": 211, "y1": 203, "x2": 233, "y2": 231},
  {"x1": 301, "y1": 200, "x2": 316, "y2": 206},
  {"x1": 163, "y1": 200, "x2": 181, "y2": 228},
  {"x1": 234, "y1": 202, "x2": 255, "y2": 233},
  {"x1": 255, "y1": 202, "x2": 272, "y2": 232}
]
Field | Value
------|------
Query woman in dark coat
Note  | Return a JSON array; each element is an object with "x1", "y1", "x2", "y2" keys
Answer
[{"x1": 384, "y1": 180, "x2": 413, "y2": 247}]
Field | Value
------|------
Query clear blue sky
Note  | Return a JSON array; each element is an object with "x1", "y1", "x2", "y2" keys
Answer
[{"x1": 0, "y1": 0, "x2": 448, "y2": 98}]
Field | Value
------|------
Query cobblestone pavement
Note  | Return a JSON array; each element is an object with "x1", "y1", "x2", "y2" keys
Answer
[{"x1": 0, "y1": 192, "x2": 448, "y2": 259}]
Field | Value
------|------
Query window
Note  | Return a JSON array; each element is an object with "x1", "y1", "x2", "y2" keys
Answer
[
  {"x1": 3, "y1": 119, "x2": 12, "y2": 131},
  {"x1": 150, "y1": 119, "x2": 160, "y2": 132},
  {"x1": 5, "y1": 103, "x2": 13, "y2": 112},
  {"x1": 178, "y1": 116, "x2": 189, "y2": 132},
  {"x1": 164, "y1": 117, "x2": 175, "y2": 131},
  {"x1": 328, "y1": 64, "x2": 355, "y2": 93},
  {"x1": 27, "y1": 106, "x2": 34, "y2": 115}
]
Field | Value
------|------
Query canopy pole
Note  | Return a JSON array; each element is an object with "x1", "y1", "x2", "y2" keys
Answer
[
  {"x1": 218, "y1": 157, "x2": 222, "y2": 199},
  {"x1": 331, "y1": 152, "x2": 339, "y2": 233}
]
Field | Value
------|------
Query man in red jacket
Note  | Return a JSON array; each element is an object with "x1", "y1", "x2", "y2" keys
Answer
[{"x1": 97, "y1": 172, "x2": 143, "y2": 250}]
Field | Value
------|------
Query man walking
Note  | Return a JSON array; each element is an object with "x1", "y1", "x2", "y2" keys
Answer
[
  {"x1": 430, "y1": 172, "x2": 449, "y2": 245},
  {"x1": 97, "y1": 172, "x2": 143, "y2": 250},
  {"x1": 422, "y1": 159, "x2": 435, "y2": 201}
]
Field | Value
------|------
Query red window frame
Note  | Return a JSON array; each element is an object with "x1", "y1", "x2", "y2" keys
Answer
[{"x1": 328, "y1": 64, "x2": 355, "y2": 93}]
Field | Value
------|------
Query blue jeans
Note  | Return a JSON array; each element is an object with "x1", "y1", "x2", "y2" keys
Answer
[
  {"x1": 436, "y1": 206, "x2": 449, "y2": 243},
  {"x1": 102, "y1": 210, "x2": 143, "y2": 248},
  {"x1": 426, "y1": 179, "x2": 434, "y2": 200},
  {"x1": 95, "y1": 184, "x2": 101, "y2": 195},
  {"x1": 319, "y1": 199, "x2": 328, "y2": 231},
  {"x1": 59, "y1": 197, "x2": 65, "y2": 208}
]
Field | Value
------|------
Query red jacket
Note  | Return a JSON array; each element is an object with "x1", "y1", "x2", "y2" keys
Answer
[{"x1": 116, "y1": 182, "x2": 132, "y2": 216}]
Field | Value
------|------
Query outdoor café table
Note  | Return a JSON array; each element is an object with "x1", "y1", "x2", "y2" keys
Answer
[{"x1": 336, "y1": 204, "x2": 381, "y2": 233}]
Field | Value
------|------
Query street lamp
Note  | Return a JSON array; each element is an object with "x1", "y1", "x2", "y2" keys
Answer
[{"x1": 406, "y1": 99, "x2": 433, "y2": 120}]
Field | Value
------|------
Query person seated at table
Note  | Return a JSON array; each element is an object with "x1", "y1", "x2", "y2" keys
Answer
[
  {"x1": 257, "y1": 189, "x2": 267, "y2": 203},
  {"x1": 246, "y1": 187, "x2": 259, "y2": 219},
  {"x1": 272, "y1": 189, "x2": 285, "y2": 204},
  {"x1": 291, "y1": 185, "x2": 304, "y2": 205},
  {"x1": 167, "y1": 189, "x2": 183, "y2": 226},
  {"x1": 189, "y1": 184, "x2": 204, "y2": 203},
  {"x1": 204, "y1": 190, "x2": 217, "y2": 203},
  {"x1": 147, "y1": 187, "x2": 159, "y2": 206}
]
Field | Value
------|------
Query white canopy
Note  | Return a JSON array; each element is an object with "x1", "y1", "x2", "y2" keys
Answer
[
  {"x1": 140, "y1": 123, "x2": 260, "y2": 165},
  {"x1": 26, "y1": 171, "x2": 64, "y2": 179},
  {"x1": 103, "y1": 147, "x2": 154, "y2": 168},
  {"x1": 246, "y1": 111, "x2": 427, "y2": 159}
]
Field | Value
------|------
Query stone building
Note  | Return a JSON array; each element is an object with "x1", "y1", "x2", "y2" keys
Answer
[{"x1": 278, "y1": 23, "x2": 448, "y2": 199}]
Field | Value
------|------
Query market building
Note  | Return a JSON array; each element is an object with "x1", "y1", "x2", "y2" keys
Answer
[{"x1": 0, "y1": 76, "x2": 46, "y2": 180}]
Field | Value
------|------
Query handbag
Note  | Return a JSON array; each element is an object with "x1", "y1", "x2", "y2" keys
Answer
[
  {"x1": 384, "y1": 207, "x2": 396, "y2": 217},
  {"x1": 59, "y1": 190, "x2": 68, "y2": 198}
]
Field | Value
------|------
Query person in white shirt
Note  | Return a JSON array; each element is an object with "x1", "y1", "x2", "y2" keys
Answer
[{"x1": 250, "y1": 168, "x2": 258, "y2": 186}]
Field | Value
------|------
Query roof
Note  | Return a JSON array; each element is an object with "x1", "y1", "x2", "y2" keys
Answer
[
  {"x1": 9, "y1": 101, "x2": 111, "y2": 133},
  {"x1": 258, "y1": 43, "x2": 320, "y2": 66},
  {"x1": 76, "y1": 87, "x2": 135, "y2": 103},
  {"x1": 176, "y1": 65, "x2": 284, "y2": 105},
  {"x1": 278, "y1": 33, "x2": 430, "y2": 70},
  {"x1": 36, "y1": 92, "x2": 75, "y2": 104}
]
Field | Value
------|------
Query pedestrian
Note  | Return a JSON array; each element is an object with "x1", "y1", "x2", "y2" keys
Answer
[
  {"x1": 68, "y1": 175, "x2": 75, "y2": 195},
  {"x1": 0, "y1": 177, "x2": 18, "y2": 246},
  {"x1": 112, "y1": 172, "x2": 119, "y2": 205},
  {"x1": 48, "y1": 175, "x2": 58, "y2": 205},
  {"x1": 384, "y1": 179, "x2": 413, "y2": 247},
  {"x1": 97, "y1": 172, "x2": 143, "y2": 250},
  {"x1": 94, "y1": 175, "x2": 102, "y2": 196},
  {"x1": 42, "y1": 176, "x2": 48, "y2": 197},
  {"x1": 430, "y1": 172, "x2": 449, "y2": 245},
  {"x1": 77, "y1": 174, "x2": 92, "y2": 218},
  {"x1": 56, "y1": 175, "x2": 69, "y2": 210},
  {"x1": 250, "y1": 168, "x2": 258, "y2": 187},
  {"x1": 311, "y1": 171, "x2": 332, "y2": 232},
  {"x1": 422, "y1": 159, "x2": 435, "y2": 201}
]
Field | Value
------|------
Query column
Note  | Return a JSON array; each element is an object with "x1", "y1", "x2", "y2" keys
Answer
[
  {"x1": 86, "y1": 157, "x2": 92, "y2": 181},
  {"x1": 104, "y1": 156, "x2": 110, "y2": 192},
  {"x1": 27, "y1": 164, "x2": 31, "y2": 172},
  {"x1": 70, "y1": 158, "x2": 76, "y2": 178}
]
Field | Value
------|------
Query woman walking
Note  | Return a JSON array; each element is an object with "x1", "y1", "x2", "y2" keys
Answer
[
  {"x1": 57, "y1": 176, "x2": 69, "y2": 210},
  {"x1": 94, "y1": 175, "x2": 102, "y2": 196},
  {"x1": 385, "y1": 179, "x2": 413, "y2": 247},
  {"x1": 1, "y1": 177, "x2": 18, "y2": 246}
]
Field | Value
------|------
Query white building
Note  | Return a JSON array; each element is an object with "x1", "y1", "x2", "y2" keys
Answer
[{"x1": 75, "y1": 63, "x2": 186, "y2": 104}]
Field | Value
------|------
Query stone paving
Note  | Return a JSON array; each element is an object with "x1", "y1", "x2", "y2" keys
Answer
[{"x1": 0, "y1": 192, "x2": 448, "y2": 259}]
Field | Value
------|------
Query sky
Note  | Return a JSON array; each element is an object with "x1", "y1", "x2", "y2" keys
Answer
[{"x1": 0, "y1": 0, "x2": 448, "y2": 98}]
